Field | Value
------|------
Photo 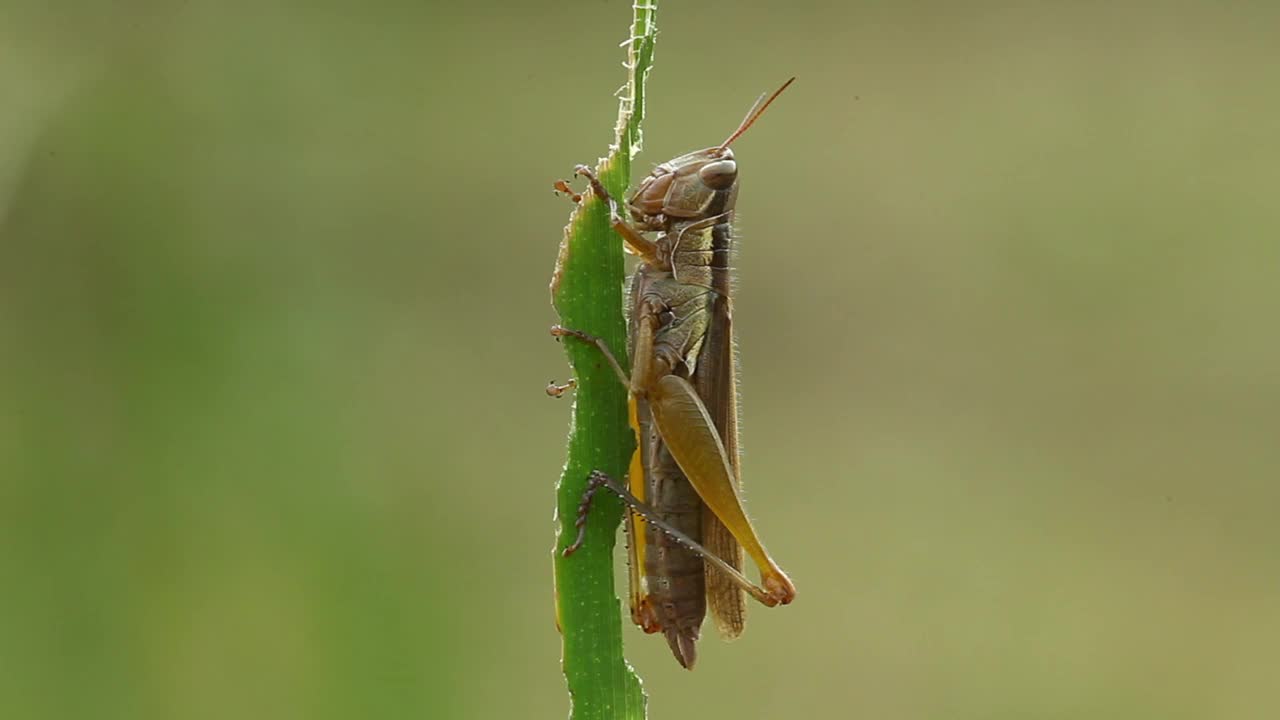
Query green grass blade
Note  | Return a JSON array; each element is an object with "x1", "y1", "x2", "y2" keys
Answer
[{"x1": 549, "y1": 3, "x2": 657, "y2": 719}]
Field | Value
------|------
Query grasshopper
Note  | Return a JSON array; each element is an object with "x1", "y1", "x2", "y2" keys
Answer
[{"x1": 553, "y1": 79, "x2": 797, "y2": 669}]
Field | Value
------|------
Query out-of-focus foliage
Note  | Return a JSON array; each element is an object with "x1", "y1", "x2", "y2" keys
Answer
[{"x1": 1, "y1": 2, "x2": 1277, "y2": 719}]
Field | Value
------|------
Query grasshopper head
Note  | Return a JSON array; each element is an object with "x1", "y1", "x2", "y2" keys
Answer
[
  {"x1": 626, "y1": 78, "x2": 794, "y2": 225},
  {"x1": 628, "y1": 147, "x2": 739, "y2": 222}
]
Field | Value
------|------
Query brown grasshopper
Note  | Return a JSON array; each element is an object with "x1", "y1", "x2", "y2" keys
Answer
[{"x1": 553, "y1": 79, "x2": 797, "y2": 669}]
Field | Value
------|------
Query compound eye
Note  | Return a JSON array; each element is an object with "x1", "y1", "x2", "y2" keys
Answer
[{"x1": 698, "y1": 159, "x2": 737, "y2": 190}]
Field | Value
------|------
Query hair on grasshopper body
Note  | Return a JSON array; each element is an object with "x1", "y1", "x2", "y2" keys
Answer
[{"x1": 555, "y1": 79, "x2": 796, "y2": 670}]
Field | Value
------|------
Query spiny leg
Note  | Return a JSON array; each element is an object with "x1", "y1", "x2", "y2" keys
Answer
[
  {"x1": 549, "y1": 325, "x2": 630, "y2": 388},
  {"x1": 551, "y1": 303, "x2": 665, "y2": 399},
  {"x1": 572, "y1": 164, "x2": 660, "y2": 263},
  {"x1": 568, "y1": 470, "x2": 784, "y2": 607},
  {"x1": 563, "y1": 470, "x2": 609, "y2": 556},
  {"x1": 560, "y1": 470, "x2": 661, "y2": 633}
]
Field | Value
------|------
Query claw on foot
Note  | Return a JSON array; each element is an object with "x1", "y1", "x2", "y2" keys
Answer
[
  {"x1": 549, "y1": 324, "x2": 588, "y2": 342},
  {"x1": 552, "y1": 179, "x2": 582, "y2": 203},
  {"x1": 546, "y1": 379, "x2": 577, "y2": 397},
  {"x1": 571, "y1": 165, "x2": 611, "y2": 203}
]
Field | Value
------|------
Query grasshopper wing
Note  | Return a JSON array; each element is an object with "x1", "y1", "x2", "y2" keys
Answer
[{"x1": 696, "y1": 288, "x2": 748, "y2": 638}]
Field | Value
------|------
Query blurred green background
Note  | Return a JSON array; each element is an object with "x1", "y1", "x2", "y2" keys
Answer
[{"x1": 2, "y1": 1, "x2": 1278, "y2": 718}]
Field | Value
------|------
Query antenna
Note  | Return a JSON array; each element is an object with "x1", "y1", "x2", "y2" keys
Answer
[{"x1": 715, "y1": 77, "x2": 796, "y2": 154}]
